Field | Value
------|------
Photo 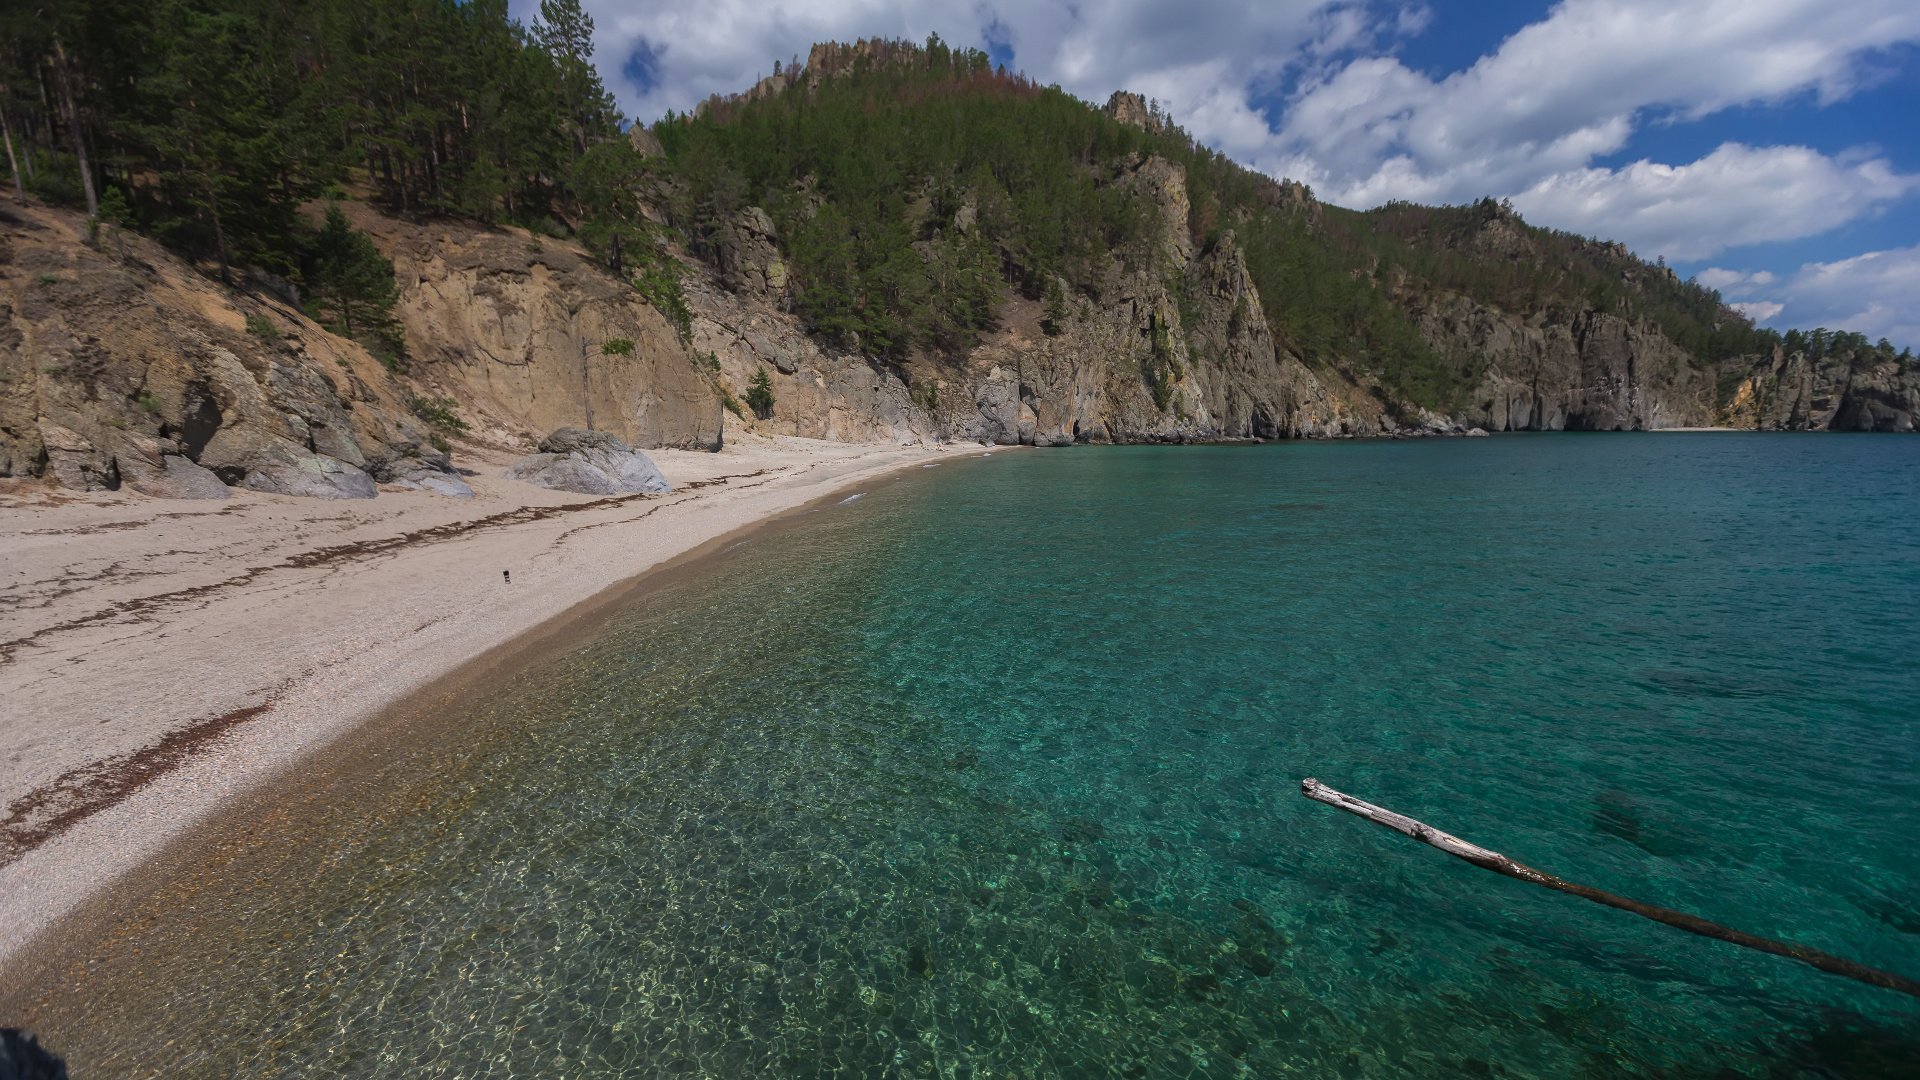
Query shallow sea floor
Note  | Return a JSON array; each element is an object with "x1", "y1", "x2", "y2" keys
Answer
[{"x1": 12, "y1": 435, "x2": 1920, "y2": 1077}]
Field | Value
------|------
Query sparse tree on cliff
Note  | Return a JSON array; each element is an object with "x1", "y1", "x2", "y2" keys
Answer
[
  {"x1": 745, "y1": 367, "x2": 775, "y2": 419},
  {"x1": 307, "y1": 204, "x2": 403, "y2": 361},
  {"x1": 1042, "y1": 277, "x2": 1068, "y2": 336}
]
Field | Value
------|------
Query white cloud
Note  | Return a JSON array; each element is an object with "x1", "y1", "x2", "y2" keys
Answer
[
  {"x1": 1706, "y1": 245, "x2": 1920, "y2": 348},
  {"x1": 1510, "y1": 143, "x2": 1915, "y2": 261},
  {"x1": 1729, "y1": 300, "x2": 1785, "y2": 322},
  {"x1": 1264, "y1": 0, "x2": 1920, "y2": 254},
  {"x1": 553, "y1": 0, "x2": 1920, "y2": 283}
]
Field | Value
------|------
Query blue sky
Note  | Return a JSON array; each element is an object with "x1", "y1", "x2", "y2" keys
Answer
[{"x1": 547, "y1": 0, "x2": 1920, "y2": 347}]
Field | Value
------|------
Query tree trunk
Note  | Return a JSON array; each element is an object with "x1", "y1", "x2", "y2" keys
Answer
[
  {"x1": 1, "y1": 106, "x2": 24, "y2": 202},
  {"x1": 50, "y1": 37, "x2": 98, "y2": 218},
  {"x1": 1299, "y1": 779, "x2": 1920, "y2": 999},
  {"x1": 207, "y1": 181, "x2": 231, "y2": 284}
]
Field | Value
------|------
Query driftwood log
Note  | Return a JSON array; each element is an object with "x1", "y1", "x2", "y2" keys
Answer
[{"x1": 1300, "y1": 778, "x2": 1920, "y2": 999}]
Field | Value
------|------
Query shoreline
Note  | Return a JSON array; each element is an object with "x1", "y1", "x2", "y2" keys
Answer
[{"x1": 0, "y1": 435, "x2": 993, "y2": 974}]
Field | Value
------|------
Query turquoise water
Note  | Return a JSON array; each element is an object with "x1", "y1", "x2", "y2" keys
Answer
[{"x1": 25, "y1": 436, "x2": 1920, "y2": 1076}]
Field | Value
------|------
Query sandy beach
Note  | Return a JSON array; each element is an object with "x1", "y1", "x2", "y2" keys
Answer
[{"x1": 0, "y1": 435, "x2": 984, "y2": 969}]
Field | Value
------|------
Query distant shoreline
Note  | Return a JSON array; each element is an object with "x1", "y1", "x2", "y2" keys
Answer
[{"x1": 0, "y1": 436, "x2": 992, "y2": 977}]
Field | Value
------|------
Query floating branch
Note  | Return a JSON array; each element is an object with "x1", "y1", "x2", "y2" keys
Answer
[{"x1": 1299, "y1": 778, "x2": 1920, "y2": 999}]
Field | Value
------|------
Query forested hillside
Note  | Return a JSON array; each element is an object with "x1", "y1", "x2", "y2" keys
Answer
[{"x1": 3, "y1": 6, "x2": 1915, "y2": 493}]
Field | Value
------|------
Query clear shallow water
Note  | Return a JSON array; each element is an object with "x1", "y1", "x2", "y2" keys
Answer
[{"x1": 21, "y1": 435, "x2": 1920, "y2": 1076}]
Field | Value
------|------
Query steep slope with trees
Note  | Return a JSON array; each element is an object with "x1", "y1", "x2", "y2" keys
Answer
[{"x1": 1, "y1": 19, "x2": 1913, "y2": 496}]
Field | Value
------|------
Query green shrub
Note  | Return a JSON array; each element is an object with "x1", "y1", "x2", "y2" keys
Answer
[
  {"x1": 245, "y1": 313, "x2": 281, "y2": 340},
  {"x1": 136, "y1": 391, "x2": 162, "y2": 414},
  {"x1": 408, "y1": 395, "x2": 468, "y2": 433},
  {"x1": 719, "y1": 388, "x2": 747, "y2": 419},
  {"x1": 35, "y1": 274, "x2": 59, "y2": 287},
  {"x1": 601, "y1": 337, "x2": 634, "y2": 356}
]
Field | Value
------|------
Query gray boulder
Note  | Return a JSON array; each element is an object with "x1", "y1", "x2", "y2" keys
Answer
[
  {"x1": 505, "y1": 428, "x2": 672, "y2": 495},
  {"x1": 239, "y1": 453, "x2": 378, "y2": 499},
  {"x1": 369, "y1": 454, "x2": 475, "y2": 498},
  {"x1": 123, "y1": 454, "x2": 231, "y2": 499}
]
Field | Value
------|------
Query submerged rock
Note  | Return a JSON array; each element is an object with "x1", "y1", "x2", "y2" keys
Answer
[{"x1": 504, "y1": 428, "x2": 672, "y2": 495}]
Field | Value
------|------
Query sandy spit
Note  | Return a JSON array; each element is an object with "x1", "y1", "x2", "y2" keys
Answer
[{"x1": 0, "y1": 435, "x2": 990, "y2": 969}]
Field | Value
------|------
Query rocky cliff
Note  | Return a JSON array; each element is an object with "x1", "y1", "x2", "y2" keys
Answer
[
  {"x1": 4, "y1": 132, "x2": 1914, "y2": 500},
  {"x1": 0, "y1": 203, "x2": 460, "y2": 498},
  {"x1": 342, "y1": 205, "x2": 724, "y2": 452}
]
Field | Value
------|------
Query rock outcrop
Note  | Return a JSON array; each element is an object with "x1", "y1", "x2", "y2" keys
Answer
[
  {"x1": 504, "y1": 428, "x2": 673, "y2": 494},
  {"x1": 1723, "y1": 346, "x2": 1918, "y2": 431},
  {"x1": 714, "y1": 207, "x2": 792, "y2": 309},
  {"x1": 0, "y1": 203, "x2": 461, "y2": 498},
  {"x1": 344, "y1": 205, "x2": 724, "y2": 454}
]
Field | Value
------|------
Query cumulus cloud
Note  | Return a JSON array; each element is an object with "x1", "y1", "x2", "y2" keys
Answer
[
  {"x1": 1273, "y1": 0, "x2": 1920, "y2": 198},
  {"x1": 549, "y1": 0, "x2": 1920, "y2": 275},
  {"x1": 1258, "y1": 0, "x2": 1920, "y2": 259},
  {"x1": 1510, "y1": 144, "x2": 1915, "y2": 261},
  {"x1": 560, "y1": 0, "x2": 1374, "y2": 158},
  {"x1": 1705, "y1": 246, "x2": 1920, "y2": 348},
  {"x1": 1729, "y1": 301, "x2": 1785, "y2": 322}
]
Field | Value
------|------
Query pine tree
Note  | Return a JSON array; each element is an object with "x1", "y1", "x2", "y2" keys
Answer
[
  {"x1": 533, "y1": 0, "x2": 617, "y2": 157},
  {"x1": 745, "y1": 367, "x2": 775, "y2": 419},
  {"x1": 1042, "y1": 277, "x2": 1068, "y2": 336},
  {"x1": 307, "y1": 204, "x2": 404, "y2": 361}
]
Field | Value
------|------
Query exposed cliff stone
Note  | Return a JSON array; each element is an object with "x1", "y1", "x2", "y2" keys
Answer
[
  {"x1": 683, "y1": 272, "x2": 927, "y2": 443},
  {"x1": 1104, "y1": 91, "x2": 1168, "y2": 134},
  {"x1": 1410, "y1": 293, "x2": 1715, "y2": 431},
  {"x1": 0, "y1": 203, "x2": 463, "y2": 498},
  {"x1": 504, "y1": 428, "x2": 672, "y2": 494},
  {"x1": 1723, "y1": 346, "x2": 1918, "y2": 432},
  {"x1": 715, "y1": 207, "x2": 792, "y2": 309},
  {"x1": 343, "y1": 204, "x2": 724, "y2": 453}
]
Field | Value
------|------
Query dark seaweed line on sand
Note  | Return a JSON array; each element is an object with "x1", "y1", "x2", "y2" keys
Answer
[
  {"x1": 0, "y1": 470, "x2": 770, "y2": 666},
  {"x1": 0, "y1": 700, "x2": 276, "y2": 869},
  {"x1": 0, "y1": 469, "x2": 771, "y2": 866}
]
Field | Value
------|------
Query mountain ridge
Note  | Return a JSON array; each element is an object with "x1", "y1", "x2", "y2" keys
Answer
[{"x1": 2, "y1": 25, "x2": 1915, "y2": 498}]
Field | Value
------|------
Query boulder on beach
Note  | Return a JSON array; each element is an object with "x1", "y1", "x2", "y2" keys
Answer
[{"x1": 504, "y1": 429, "x2": 672, "y2": 495}]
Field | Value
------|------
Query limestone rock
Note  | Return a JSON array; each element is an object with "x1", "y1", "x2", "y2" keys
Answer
[{"x1": 504, "y1": 428, "x2": 672, "y2": 495}]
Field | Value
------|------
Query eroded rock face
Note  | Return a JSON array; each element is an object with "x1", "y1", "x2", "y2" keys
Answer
[
  {"x1": 504, "y1": 428, "x2": 672, "y2": 495},
  {"x1": 716, "y1": 207, "x2": 792, "y2": 309},
  {"x1": 1723, "y1": 347, "x2": 1919, "y2": 431},
  {"x1": 0, "y1": 204, "x2": 460, "y2": 498},
  {"x1": 684, "y1": 273, "x2": 927, "y2": 444},
  {"x1": 1412, "y1": 294, "x2": 1716, "y2": 432},
  {"x1": 346, "y1": 205, "x2": 724, "y2": 453}
]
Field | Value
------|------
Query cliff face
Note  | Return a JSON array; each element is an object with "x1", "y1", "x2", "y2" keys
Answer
[
  {"x1": 1412, "y1": 294, "x2": 1716, "y2": 432},
  {"x1": 0, "y1": 203, "x2": 460, "y2": 498},
  {"x1": 5, "y1": 148, "x2": 1915, "y2": 500},
  {"x1": 346, "y1": 205, "x2": 724, "y2": 452},
  {"x1": 1722, "y1": 347, "x2": 1918, "y2": 432}
]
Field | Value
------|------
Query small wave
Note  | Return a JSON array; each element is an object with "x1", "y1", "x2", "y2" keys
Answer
[{"x1": 838, "y1": 492, "x2": 866, "y2": 505}]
